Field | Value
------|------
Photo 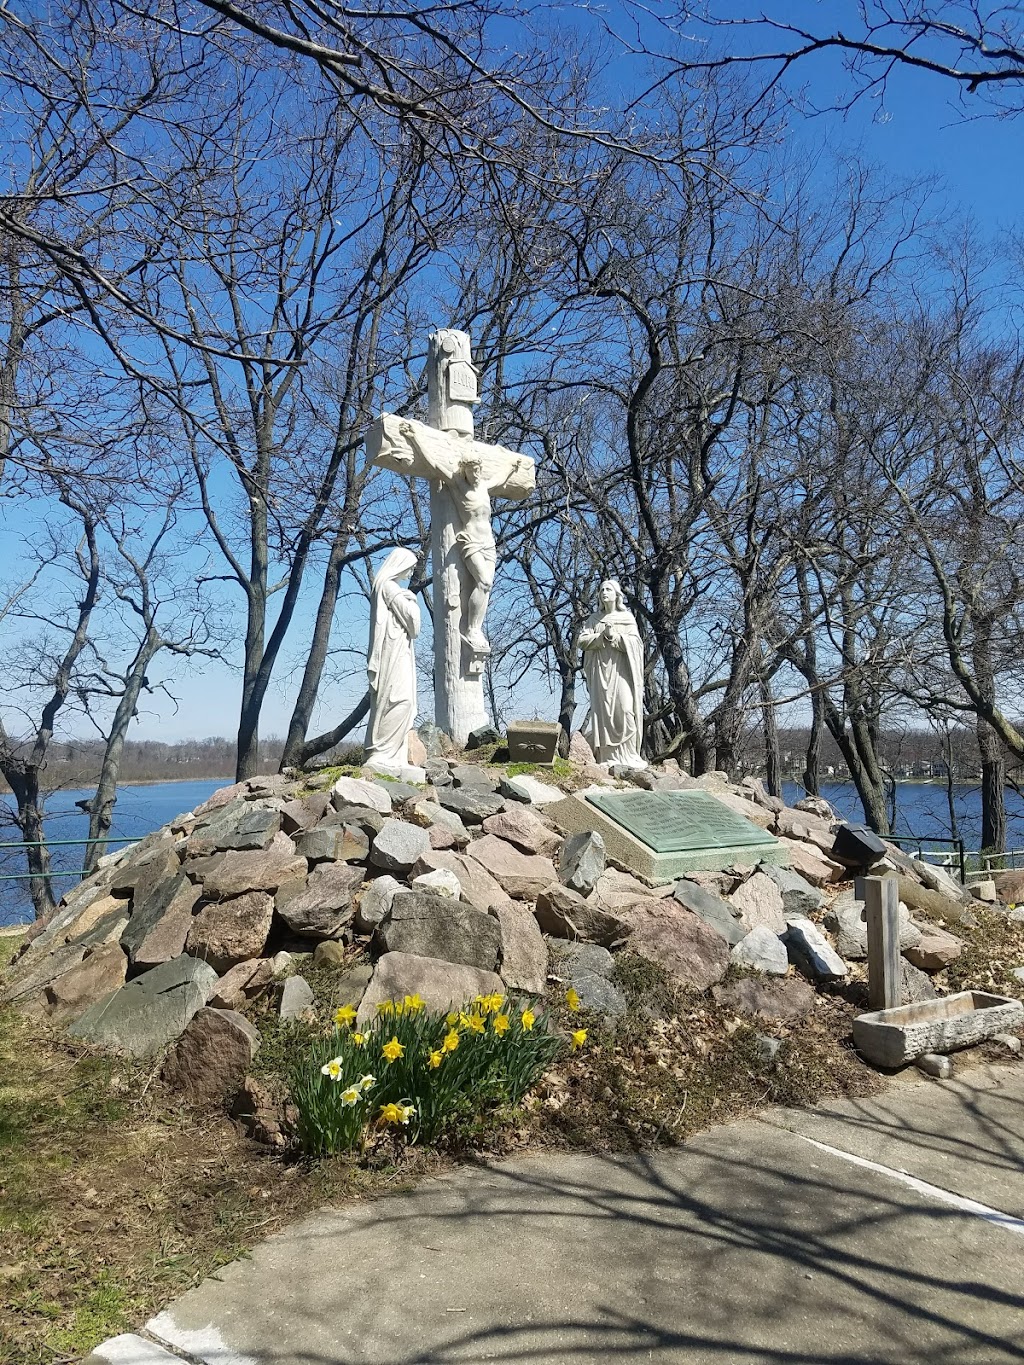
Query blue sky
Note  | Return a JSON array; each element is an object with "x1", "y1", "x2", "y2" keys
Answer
[{"x1": 2, "y1": 2, "x2": 1021, "y2": 745}]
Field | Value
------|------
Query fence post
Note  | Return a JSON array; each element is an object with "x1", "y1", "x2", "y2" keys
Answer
[{"x1": 863, "y1": 875, "x2": 901, "y2": 1012}]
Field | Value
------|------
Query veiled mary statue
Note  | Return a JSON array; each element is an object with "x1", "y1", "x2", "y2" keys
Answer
[
  {"x1": 365, "y1": 548, "x2": 421, "y2": 773},
  {"x1": 579, "y1": 579, "x2": 646, "y2": 769}
]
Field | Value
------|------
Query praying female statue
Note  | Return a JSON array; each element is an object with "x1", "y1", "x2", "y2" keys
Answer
[
  {"x1": 365, "y1": 548, "x2": 421, "y2": 773},
  {"x1": 578, "y1": 579, "x2": 646, "y2": 769}
]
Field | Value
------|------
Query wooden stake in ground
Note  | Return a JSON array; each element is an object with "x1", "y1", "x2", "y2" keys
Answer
[{"x1": 863, "y1": 875, "x2": 901, "y2": 1010}]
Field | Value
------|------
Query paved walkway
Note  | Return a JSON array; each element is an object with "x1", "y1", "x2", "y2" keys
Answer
[{"x1": 89, "y1": 1062, "x2": 1024, "y2": 1365}]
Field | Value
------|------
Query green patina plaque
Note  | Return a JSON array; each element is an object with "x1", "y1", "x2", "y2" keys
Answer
[{"x1": 584, "y1": 790, "x2": 772, "y2": 854}]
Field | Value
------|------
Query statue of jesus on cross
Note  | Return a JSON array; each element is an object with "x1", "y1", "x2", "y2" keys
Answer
[{"x1": 365, "y1": 330, "x2": 535, "y2": 745}]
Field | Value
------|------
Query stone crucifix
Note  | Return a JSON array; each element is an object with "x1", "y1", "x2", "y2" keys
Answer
[{"x1": 365, "y1": 329, "x2": 535, "y2": 745}]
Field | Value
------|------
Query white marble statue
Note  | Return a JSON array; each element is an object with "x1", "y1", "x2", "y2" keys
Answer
[
  {"x1": 579, "y1": 579, "x2": 646, "y2": 769},
  {"x1": 364, "y1": 329, "x2": 536, "y2": 745},
  {"x1": 365, "y1": 547, "x2": 420, "y2": 773}
]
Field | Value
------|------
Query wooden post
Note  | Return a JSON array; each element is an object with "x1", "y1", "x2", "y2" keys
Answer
[{"x1": 863, "y1": 875, "x2": 901, "y2": 1011}]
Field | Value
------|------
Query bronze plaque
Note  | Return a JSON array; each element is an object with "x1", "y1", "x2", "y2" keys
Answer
[{"x1": 584, "y1": 790, "x2": 771, "y2": 854}]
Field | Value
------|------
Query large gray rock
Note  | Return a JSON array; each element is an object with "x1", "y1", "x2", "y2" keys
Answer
[
  {"x1": 376, "y1": 891, "x2": 501, "y2": 971},
  {"x1": 783, "y1": 917, "x2": 848, "y2": 982},
  {"x1": 323, "y1": 803, "x2": 386, "y2": 840},
  {"x1": 278, "y1": 792, "x2": 332, "y2": 835},
  {"x1": 110, "y1": 839, "x2": 180, "y2": 898},
  {"x1": 824, "y1": 890, "x2": 921, "y2": 961},
  {"x1": 24, "y1": 943, "x2": 128, "y2": 1025},
  {"x1": 451, "y1": 763, "x2": 499, "y2": 790},
  {"x1": 758, "y1": 863, "x2": 823, "y2": 920},
  {"x1": 492, "y1": 902, "x2": 547, "y2": 995},
  {"x1": 162, "y1": 1007, "x2": 261, "y2": 1105},
  {"x1": 187, "y1": 833, "x2": 307, "y2": 900},
  {"x1": 712, "y1": 975, "x2": 815, "y2": 1022},
  {"x1": 410, "y1": 850, "x2": 512, "y2": 914},
  {"x1": 728, "y1": 871, "x2": 786, "y2": 935},
  {"x1": 331, "y1": 775, "x2": 392, "y2": 814},
  {"x1": 498, "y1": 774, "x2": 563, "y2": 806},
  {"x1": 901, "y1": 959, "x2": 938, "y2": 1004},
  {"x1": 276, "y1": 863, "x2": 364, "y2": 938},
  {"x1": 904, "y1": 925, "x2": 964, "y2": 971},
  {"x1": 467, "y1": 835, "x2": 555, "y2": 900},
  {"x1": 354, "y1": 875, "x2": 405, "y2": 932},
  {"x1": 910, "y1": 858, "x2": 972, "y2": 906},
  {"x1": 279, "y1": 974, "x2": 315, "y2": 1020},
  {"x1": 625, "y1": 900, "x2": 730, "y2": 992},
  {"x1": 672, "y1": 879, "x2": 746, "y2": 947},
  {"x1": 68, "y1": 954, "x2": 218, "y2": 1056},
  {"x1": 369, "y1": 819, "x2": 432, "y2": 873},
  {"x1": 534, "y1": 883, "x2": 631, "y2": 946},
  {"x1": 192, "y1": 803, "x2": 282, "y2": 855},
  {"x1": 438, "y1": 787, "x2": 505, "y2": 823},
  {"x1": 1, "y1": 941, "x2": 87, "y2": 1004},
  {"x1": 293, "y1": 824, "x2": 369, "y2": 864},
  {"x1": 406, "y1": 799, "x2": 471, "y2": 847},
  {"x1": 481, "y1": 805, "x2": 562, "y2": 857},
  {"x1": 558, "y1": 831, "x2": 605, "y2": 895},
  {"x1": 548, "y1": 941, "x2": 625, "y2": 1015},
  {"x1": 209, "y1": 957, "x2": 274, "y2": 1010},
  {"x1": 121, "y1": 873, "x2": 201, "y2": 969},
  {"x1": 356, "y1": 951, "x2": 504, "y2": 1026},
  {"x1": 185, "y1": 890, "x2": 275, "y2": 971},
  {"x1": 730, "y1": 926, "x2": 789, "y2": 975}
]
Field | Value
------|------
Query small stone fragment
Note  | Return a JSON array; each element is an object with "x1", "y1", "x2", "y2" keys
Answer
[
  {"x1": 916, "y1": 1053, "x2": 953, "y2": 1079},
  {"x1": 369, "y1": 819, "x2": 431, "y2": 873},
  {"x1": 558, "y1": 830, "x2": 605, "y2": 895},
  {"x1": 993, "y1": 1032, "x2": 1022, "y2": 1053},
  {"x1": 783, "y1": 917, "x2": 848, "y2": 982},
  {"x1": 903, "y1": 926, "x2": 963, "y2": 972},
  {"x1": 411, "y1": 868, "x2": 462, "y2": 898},
  {"x1": 466, "y1": 722, "x2": 501, "y2": 749},
  {"x1": 279, "y1": 974, "x2": 315, "y2": 1020},
  {"x1": 498, "y1": 774, "x2": 563, "y2": 806},
  {"x1": 730, "y1": 926, "x2": 789, "y2": 976},
  {"x1": 293, "y1": 824, "x2": 369, "y2": 863},
  {"x1": 354, "y1": 875, "x2": 404, "y2": 932},
  {"x1": 313, "y1": 940, "x2": 347, "y2": 967},
  {"x1": 331, "y1": 775, "x2": 393, "y2": 814}
]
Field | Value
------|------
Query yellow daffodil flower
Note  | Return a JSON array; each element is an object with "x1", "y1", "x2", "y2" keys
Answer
[
  {"x1": 466, "y1": 1012, "x2": 485, "y2": 1034},
  {"x1": 492, "y1": 1013, "x2": 510, "y2": 1035},
  {"x1": 446, "y1": 1010, "x2": 460, "y2": 1027},
  {"x1": 403, "y1": 993, "x2": 425, "y2": 1012},
  {"x1": 353, "y1": 1033, "x2": 367, "y2": 1047},
  {"x1": 334, "y1": 1004, "x2": 357, "y2": 1027},
  {"x1": 379, "y1": 1102, "x2": 404, "y2": 1125},
  {"x1": 340, "y1": 1085, "x2": 360, "y2": 1106},
  {"x1": 382, "y1": 1036, "x2": 405, "y2": 1063},
  {"x1": 442, "y1": 1029, "x2": 460, "y2": 1053},
  {"x1": 377, "y1": 1000, "x2": 395, "y2": 1016},
  {"x1": 571, "y1": 1028, "x2": 587, "y2": 1050},
  {"x1": 358, "y1": 1073, "x2": 375, "y2": 1091},
  {"x1": 521, "y1": 1008, "x2": 536, "y2": 1031},
  {"x1": 320, "y1": 1056, "x2": 344, "y2": 1081},
  {"x1": 428, "y1": 1050, "x2": 443, "y2": 1069},
  {"x1": 458, "y1": 1010, "x2": 471, "y2": 1028},
  {"x1": 566, "y1": 987, "x2": 580, "y2": 1011},
  {"x1": 487, "y1": 992, "x2": 505, "y2": 1014}
]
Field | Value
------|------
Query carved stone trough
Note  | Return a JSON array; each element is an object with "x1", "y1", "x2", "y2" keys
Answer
[{"x1": 853, "y1": 991, "x2": 1024, "y2": 1068}]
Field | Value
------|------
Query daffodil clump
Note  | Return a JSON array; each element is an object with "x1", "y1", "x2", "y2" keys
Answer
[{"x1": 289, "y1": 991, "x2": 563, "y2": 1156}]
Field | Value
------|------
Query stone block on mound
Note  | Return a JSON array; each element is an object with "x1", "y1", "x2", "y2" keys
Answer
[
  {"x1": 276, "y1": 863, "x2": 364, "y2": 938},
  {"x1": 376, "y1": 891, "x2": 501, "y2": 971},
  {"x1": 68, "y1": 954, "x2": 218, "y2": 1056},
  {"x1": 622, "y1": 900, "x2": 730, "y2": 992},
  {"x1": 356, "y1": 951, "x2": 504, "y2": 1026},
  {"x1": 186, "y1": 891, "x2": 275, "y2": 971},
  {"x1": 467, "y1": 835, "x2": 555, "y2": 900},
  {"x1": 162, "y1": 1007, "x2": 261, "y2": 1105}
]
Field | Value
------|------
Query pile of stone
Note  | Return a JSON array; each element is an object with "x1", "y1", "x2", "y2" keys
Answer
[{"x1": 1, "y1": 742, "x2": 1002, "y2": 1102}]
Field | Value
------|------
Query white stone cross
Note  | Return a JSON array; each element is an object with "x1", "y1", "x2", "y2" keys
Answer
[{"x1": 365, "y1": 329, "x2": 535, "y2": 745}]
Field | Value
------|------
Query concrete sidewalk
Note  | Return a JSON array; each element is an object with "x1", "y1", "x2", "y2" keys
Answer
[{"x1": 89, "y1": 1063, "x2": 1024, "y2": 1365}]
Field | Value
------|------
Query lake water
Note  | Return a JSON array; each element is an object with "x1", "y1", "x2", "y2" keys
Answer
[
  {"x1": 0, "y1": 779, "x2": 229, "y2": 926},
  {"x1": 3, "y1": 775, "x2": 1023, "y2": 927}
]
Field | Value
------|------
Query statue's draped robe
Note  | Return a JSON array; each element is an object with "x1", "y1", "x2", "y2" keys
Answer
[
  {"x1": 580, "y1": 608, "x2": 645, "y2": 767},
  {"x1": 365, "y1": 551, "x2": 420, "y2": 768}
]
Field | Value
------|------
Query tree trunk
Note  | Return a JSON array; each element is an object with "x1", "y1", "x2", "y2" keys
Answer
[
  {"x1": 978, "y1": 723, "x2": 1006, "y2": 854},
  {"x1": 82, "y1": 631, "x2": 161, "y2": 874},
  {"x1": 761, "y1": 674, "x2": 782, "y2": 798},
  {"x1": 803, "y1": 689, "x2": 824, "y2": 795}
]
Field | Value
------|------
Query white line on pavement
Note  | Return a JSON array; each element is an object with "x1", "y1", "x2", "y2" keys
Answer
[{"x1": 795, "y1": 1134, "x2": 1024, "y2": 1237}]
